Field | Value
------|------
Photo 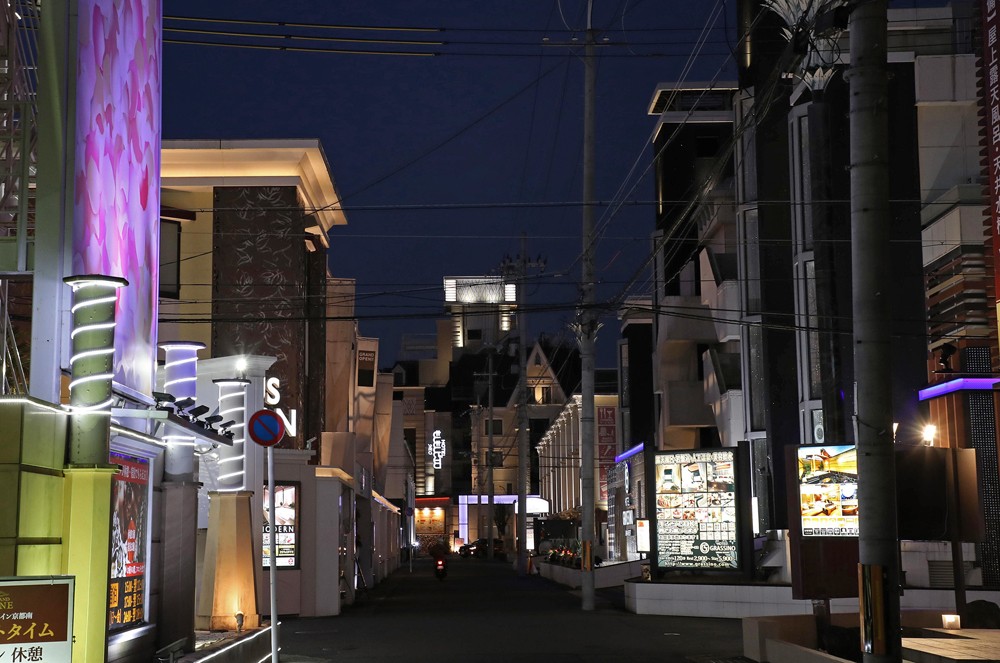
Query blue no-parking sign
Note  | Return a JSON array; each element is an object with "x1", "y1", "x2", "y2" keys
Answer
[{"x1": 248, "y1": 409, "x2": 285, "y2": 447}]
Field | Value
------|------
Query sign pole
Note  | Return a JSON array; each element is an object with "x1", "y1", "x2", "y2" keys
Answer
[
  {"x1": 249, "y1": 408, "x2": 286, "y2": 663},
  {"x1": 268, "y1": 444, "x2": 279, "y2": 663}
]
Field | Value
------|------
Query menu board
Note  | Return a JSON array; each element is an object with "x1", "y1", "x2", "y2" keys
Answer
[
  {"x1": 654, "y1": 449, "x2": 739, "y2": 569},
  {"x1": 797, "y1": 445, "x2": 858, "y2": 537},
  {"x1": 263, "y1": 483, "x2": 299, "y2": 568}
]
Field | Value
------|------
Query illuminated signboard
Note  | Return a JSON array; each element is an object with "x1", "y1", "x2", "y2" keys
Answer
[
  {"x1": 980, "y1": 0, "x2": 1000, "y2": 307},
  {"x1": 797, "y1": 445, "x2": 858, "y2": 537},
  {"x1": 654, "y1": 449, "x2": 739, "y2": 569},
  {"x1": 0, "y1": 577, "x2": 73, "y2": 661},
  {"x1": 109, "y1": 453, "x2": 149, "y2": 630},
  {"x1": 597, "y1": 406, "x2": 617, "y2": 503},
  {"x1": 74, "y1": 0, "x2": 162, "y2": 396},
  {"x1": 263, "y1": 483, "x2": 299, "y2": 568},
  {"x1": 636, "y1": 519, "x2": 651, "y2": 553},
  {"x1": 428, "y1": 429, "x2": 447, "y2": 469}
]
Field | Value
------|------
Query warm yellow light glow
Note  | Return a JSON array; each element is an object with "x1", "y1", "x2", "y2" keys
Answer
[
  {"x1": 922, "y1": 424, "x2": 937, "y2": 445},
  {"x1": 941, "y1": 614, "x2": 961, "y2": 629}
]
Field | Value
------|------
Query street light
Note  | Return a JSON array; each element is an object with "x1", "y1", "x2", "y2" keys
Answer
[{"x1": 922, "y1": 424, "x2": 937, "y2": 446}]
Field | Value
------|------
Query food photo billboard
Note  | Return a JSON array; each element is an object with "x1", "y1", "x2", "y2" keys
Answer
[{"x1": 651, "y1": 448, "x2": 747, "y2": 571}]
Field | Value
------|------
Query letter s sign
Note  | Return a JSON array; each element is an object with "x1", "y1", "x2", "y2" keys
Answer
[{"x1": 264, "y1": 377, "x2": 281, "y2": 405}]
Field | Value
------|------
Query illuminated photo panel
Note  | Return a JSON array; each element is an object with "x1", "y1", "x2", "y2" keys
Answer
[
  {"x1": 263, "y1": 483, "x2": 299, "y2": 569},
  {"x1": 797, "y1": 445, "x2": 858, "y2": 537},
  {"x1": 654, "y1": 449, "x2": 740, "y2": 569},
  {"x1": 108, "y1": 453, "x2": 150, "y2": 630}
]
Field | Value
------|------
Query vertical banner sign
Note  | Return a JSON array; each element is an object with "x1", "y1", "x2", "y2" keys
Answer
[
  {"x1": 654, "y1": 449, "x2": 739, "y2": 569},
  {"x1": 597, "y1": 406, "x2": 617, "y2": 503},
  {"x1": 262, "y1": 483, "x2": 299, "y2": 568},
  {"x1": 636, "y1": 519, "x2": 651, "y2": 553},
  {"x1": 428, "y1": 429, "x2": 447, "y2": 469},
  {"x1": 357, "y1": 349, "x2": 376, "y2": 387},
  {"x1": 982, "y1": 0, "x2": 1000, "y2": 304},
  {"x1": 109, "y1": 453, "x2": 150, "y2": 630},
  {"x1": 0, "y1": 578, "x2": 74, "y2": 662}
]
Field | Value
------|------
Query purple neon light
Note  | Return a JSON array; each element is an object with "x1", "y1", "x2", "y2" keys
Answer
[
  {"x1": 615, "y1": 442, "x2": 644, "y2": 464},
  {"x1": 918, "y1": 378, "x2": 1000, "y2": 401}
]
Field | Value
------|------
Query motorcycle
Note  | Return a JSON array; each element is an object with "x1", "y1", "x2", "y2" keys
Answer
[{"x1": 434, "y1": 557, "x2": 447, "y2": 580}]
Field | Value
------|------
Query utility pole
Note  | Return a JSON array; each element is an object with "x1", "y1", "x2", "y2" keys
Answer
[
  {"x1": 487, "y1": 349, "x2": 496, "y2": 561},
  {"x1": 847, "y1": 2, "x2": 900, "y2": 661},
  {"x1": 514, "y1": 234, "x2": 545, "y2": 576},
  {"x1": 579, "y1": 0, "x2": 597, "y2": 611}
]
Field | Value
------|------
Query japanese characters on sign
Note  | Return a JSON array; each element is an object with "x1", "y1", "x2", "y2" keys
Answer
[
  {"x1": 597, "y1": 406, "x2": 617, "y2": 503},
  {"x1": 797, "y1": 445, "x2": 859, "y2": 537},
  {"x1": 109, "y1": 453, "x2": 149, "y2": 630},
  {"x1": 262, "y1": 483, "x2": 299, "y2": 569},
  {"x1": 982, "y1": 0, "x2": 1000, "y2": 303},
  {"x1": 654, "y1": 449, "x2": 739, "y2": 569},
  {"x1": 0, "y1": 578, "x2": 73, "y2": 663}
]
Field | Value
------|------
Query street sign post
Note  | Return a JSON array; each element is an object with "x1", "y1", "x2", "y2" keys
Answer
[
  {"x1": 250, "y1": 409, "x2": 285, "y2": 663},
  {"x1": 249, "y1": 409, "x2": 285, "y2": 447}
]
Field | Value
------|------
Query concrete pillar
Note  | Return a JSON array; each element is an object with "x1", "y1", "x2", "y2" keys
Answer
[
  {"x1": 196, "y1": 491, "x2": 259, "y2": 631},
  {"x1": 62, "y1": 467, "x2": 118, "y2": 663}
]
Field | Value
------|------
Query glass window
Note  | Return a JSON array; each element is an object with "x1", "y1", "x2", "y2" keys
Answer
[
  {"x1": 748, "y1": 323, "x2": 767, "y2": 431},
  {"x1": 159, "y1": 219, "x2": 180, "y2": 299},
  {"x1": 743, "y1": 211, "x2": 761, "y2": 314},
  {"x1": 806, "y1": 261, "x2": 821, "y2": 399}
]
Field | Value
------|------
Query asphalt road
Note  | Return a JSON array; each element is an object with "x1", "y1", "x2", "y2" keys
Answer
[{"x1": 279, "y1": 555, "x2": 748, "y2": 663}]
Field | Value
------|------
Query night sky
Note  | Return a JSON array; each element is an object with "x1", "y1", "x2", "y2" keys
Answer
[{"x1": 161, "y1": 1, "x2": 936, "y2": 368}]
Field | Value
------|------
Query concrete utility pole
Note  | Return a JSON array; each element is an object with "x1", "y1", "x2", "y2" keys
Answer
[
  {"x1": 846, "y1": 2, "x2": 901, "y2": 660},
  {"x1": 517, "y1": 240, "x2": 530, "y2": 577},
  {"x1": 488, "y1": 349, "x2": 496, "y2": 561},
  {"x1": 515, "y1": 235, "x2": 545, "y2": 576},
  {"x1": 579, "y1": 0, "x2": 597, "y2": 611}
]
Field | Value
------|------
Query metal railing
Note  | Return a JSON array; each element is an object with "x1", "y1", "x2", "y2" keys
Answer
[
  {"x1": 0, "y1": 0, "x2": 38, "y2": 273},
  {"x1": 0, "y1": 278, "x2": 26, "y2": 394}
]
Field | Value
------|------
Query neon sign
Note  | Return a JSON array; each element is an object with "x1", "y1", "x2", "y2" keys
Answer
[{"x1": 428, "y1": 429, "x2": 447, "y2": 469}]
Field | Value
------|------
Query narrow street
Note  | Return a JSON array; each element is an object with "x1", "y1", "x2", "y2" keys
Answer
[{"x1": 280, "y1": 556, "x2": 748, "y2": 663}]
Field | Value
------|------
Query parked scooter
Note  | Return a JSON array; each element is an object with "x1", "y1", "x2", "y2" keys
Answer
[{"x1": 434, "y1": 557, "x2": 447, "y2": 580}]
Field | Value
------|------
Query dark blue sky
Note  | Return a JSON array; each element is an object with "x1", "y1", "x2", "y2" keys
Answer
[{"x1": 161, "y1": 2, "x2": 734, "y2": 367}]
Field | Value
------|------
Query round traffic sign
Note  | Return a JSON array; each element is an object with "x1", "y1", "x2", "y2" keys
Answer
[{"x1": 248, "y1": 409, "x2": 285, "y2": 447}]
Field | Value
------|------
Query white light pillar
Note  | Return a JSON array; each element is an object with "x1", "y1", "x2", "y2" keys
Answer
[
  {"x1": 215, "y1": 378, "x2": 251, "y2": 491},
  {"x1": 161, "y1": 341, "x2": 205, "y2": 481}
]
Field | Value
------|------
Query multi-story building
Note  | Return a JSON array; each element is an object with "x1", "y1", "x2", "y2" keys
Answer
[{"x1": 636, "y1": 1, "x2": 997, "y2": 599}]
